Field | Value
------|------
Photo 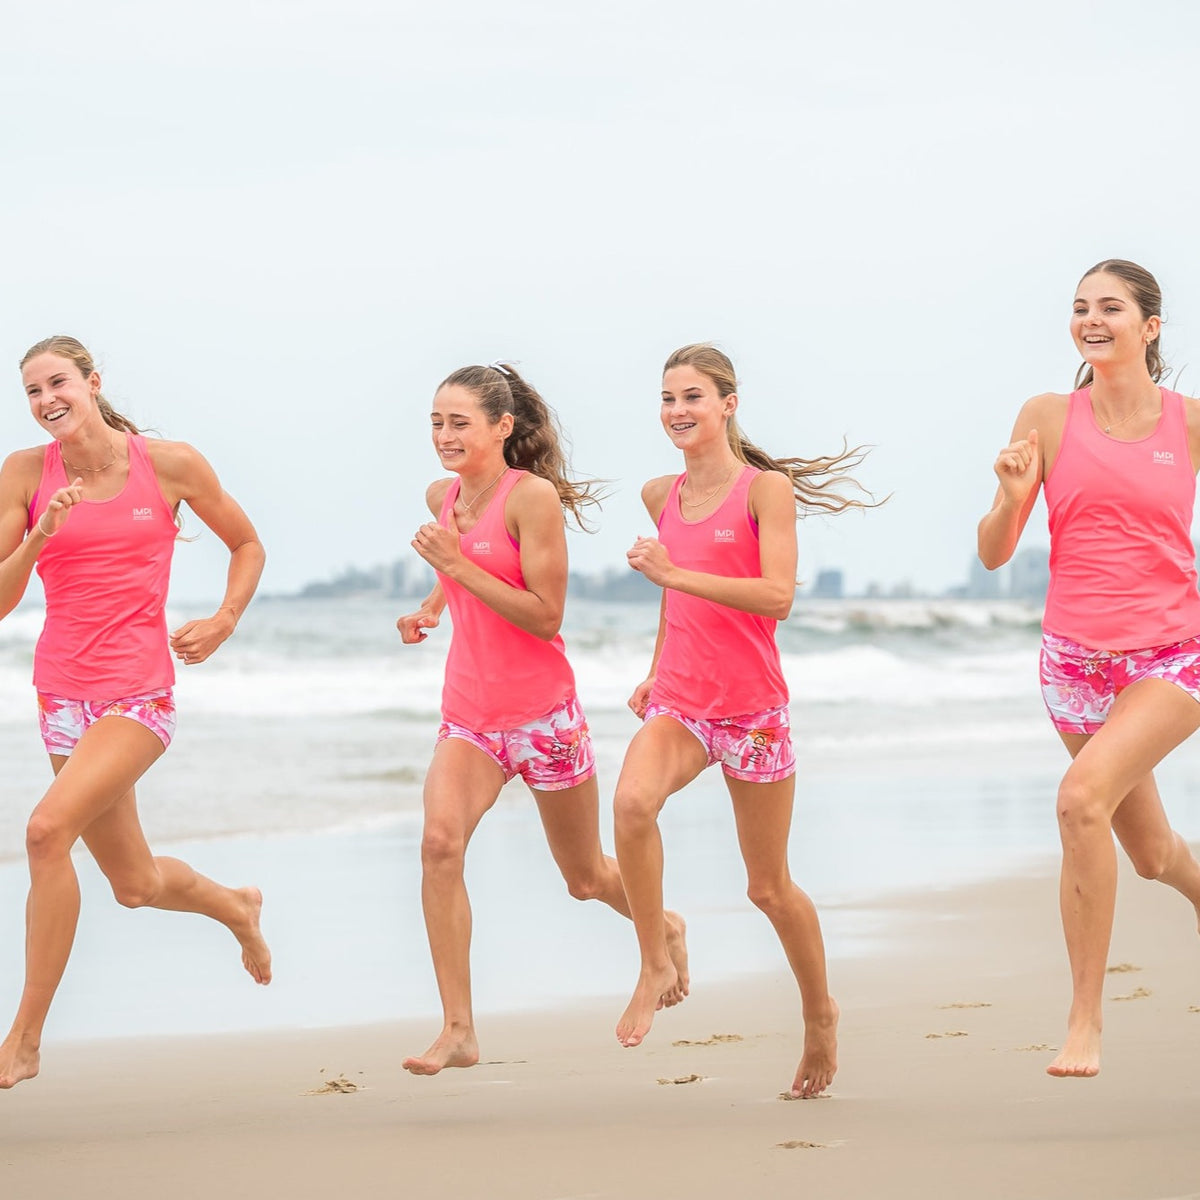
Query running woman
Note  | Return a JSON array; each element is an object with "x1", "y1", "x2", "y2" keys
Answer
[
  {"x1": 398, "y1": 362, "x2": 685, "y2": 1076},
  {"x1": 979, "y1": 259, "x2": 1200, "y2": 1078},
  {"x1": 0, "y1": 336, "x2": 270, "y2": 1089},
  {"x1": 613, "y1": 343, "x2": 869, "y2": 1099}
]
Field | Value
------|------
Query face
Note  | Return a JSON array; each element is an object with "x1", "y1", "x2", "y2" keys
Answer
[
  {"x1": 430, "y1": 384, "x2": 513, "y2": 473},
  {"x1": 22, "y1": 353, "x2": 101, "y2": 439},
  {"x1": 660, "y1": 365, "x2": 736, "y2": 449},
  {"x1": 1071, "y1": 272, "x2": 1159, "y2": 371}
]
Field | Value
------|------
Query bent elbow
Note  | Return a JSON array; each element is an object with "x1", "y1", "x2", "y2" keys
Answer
[{"x1": 769, "y1": 584, "x2": 795, "y2": 622}]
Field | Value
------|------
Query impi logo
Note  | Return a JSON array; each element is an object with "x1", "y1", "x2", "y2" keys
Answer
[
  {"x1": 1153, "y1": 451, "x2": 1176, "y2": 466},
  {"x1": 714, "y1": 528, "x2": 736, "y2": 543},
  {"x1": 132, "y1": 507, "x2": 154, "y2": 521},
  {"x1": 472, "y1": 541, "x2": 492, "y2": 555}
]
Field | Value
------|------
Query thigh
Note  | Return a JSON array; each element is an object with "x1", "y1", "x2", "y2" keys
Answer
[
  {"x1": 1065, "y1": 677, "x2": 1200, "y2": 813},
  {"x1": 532, "y1": 775, "x2": 603, "y2": 875},
  {"x1": 615, "y1": 714, "x2": 711, "y2": 814},
  {"x1": 80, "y1": 786, "x2": 155, "y2": 887},
  {"x1": 422, "y1": 735, "x2": 507, "y2": 845},
  {"x1": 32, "y1": 715, "x2": 165, "y2": 849},
  {"x1": 726, "y1": 774, "x2": 797, "y2": 883}
]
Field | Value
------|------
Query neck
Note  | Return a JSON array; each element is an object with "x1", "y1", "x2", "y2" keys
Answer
[
  {"x1": 60, "y1": 427, "x2": 122, "y2": 469},
  {"x1": 1088, "y1": 363, "x2": 1160, "y2": 410},
  {"x1": 457, "y1": 461, "x2": 508, "y2": 495},
  {"x1": 682, "y1": 447, "x2": 740, "y2": 486}
]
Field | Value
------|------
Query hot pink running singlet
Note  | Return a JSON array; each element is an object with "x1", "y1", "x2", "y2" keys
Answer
[
  {"x1": 30, "y1": 435, "x2": 178, "y2": 701},
  {"x1": 1043, "y1": 387, "x2": 1200, "y2": 650},
  {"x1": 650, "y1": 466, "x2": 788, "y2": 718},
  {"x1": 437, "y1": 469, "x2": 576, "y2": 729}
]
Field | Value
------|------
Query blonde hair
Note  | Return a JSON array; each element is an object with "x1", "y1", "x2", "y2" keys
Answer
[
  {"x1": 20, "y1": 336, "x2": 141, "y2": 434},
  {"x1": 437, "y1": 363, "x2": 603, "y2": 529},
  {"x1": 663, "y1": 344, "x2": 873, "y2": 516}
]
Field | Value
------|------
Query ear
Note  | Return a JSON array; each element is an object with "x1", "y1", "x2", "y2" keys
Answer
[
  {"x1": 497, "y1": 412, "x2": 515, "y2": 439},
  {"x1": 1145, "y1": 316, "x2": 1162, "y2": 344},
  {"x1": 723, "y1": 391, "x2": 739, "y2": 419},
  {"x1": 88, "y1": 369, "x2": 102, "y2": 397}
]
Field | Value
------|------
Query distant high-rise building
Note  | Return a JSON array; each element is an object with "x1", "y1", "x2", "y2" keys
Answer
[
  {"x1": 1009, "y1": 546, "x2": 1050, "y2": 601},
  {"x1": 811, "y1": 569, "x2": 844, "y2": 599},
  {"x1": 967, "y1": 556, "x2": 1003, "y2": 599}
]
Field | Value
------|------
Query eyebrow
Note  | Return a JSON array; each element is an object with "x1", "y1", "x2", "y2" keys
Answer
[{"x1": 1075, "y1": 296, "x2": 1127, "y2": 304}]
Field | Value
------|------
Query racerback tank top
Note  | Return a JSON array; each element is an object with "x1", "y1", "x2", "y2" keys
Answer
[
  {"x1": 30, "y1": 435, "x2": 178, "y2": 700},
  {"x1": 1043, "y1": 387, "x2": 1200, "y2": 649},
  {"x1": 650, "y1": 466, "x2": 789, "y2": 718},
  {"x1": 437, "y1": 469, "x2": 577, "y2": 729}
]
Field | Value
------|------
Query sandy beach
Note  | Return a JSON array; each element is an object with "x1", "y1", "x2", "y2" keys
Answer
[{"x1": 5, "y1": 850, "x2": 1199, "y2": 1200}]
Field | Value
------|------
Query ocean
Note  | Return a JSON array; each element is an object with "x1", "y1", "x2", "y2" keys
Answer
[{"x1": 3, "y1": 595, "x2": 1200, "y2": 1042}]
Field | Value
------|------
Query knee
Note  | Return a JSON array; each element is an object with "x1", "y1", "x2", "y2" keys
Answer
[
  {"x1": 1128, "y1": 836, "x2": 1175, "y2": 881},
  {"x1": 1056, "y1": 776, "x2": 1108, "y2": 837},
  {"x1": 110, "y1": 873, "x2": 161, "y2": 909},
  {"x1": 746, "y1": 876, "x2": 790, "y2": 916},
  {"x1": 420, "y1": 825, "x2": 466, "y2": 874},
  {"x1": 613, "y1": 783, "x2": 660, "y2": 838},
  {"x1": 25, "y1": 812, "x2": 73, "y2": 864},
  {"x1": 564, "y1": 871, "x2": 604, "y2": 903}
]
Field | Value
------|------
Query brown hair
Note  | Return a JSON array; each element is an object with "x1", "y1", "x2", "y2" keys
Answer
[
  {"x1": 19, "y1": 335, "x2": 141, "y2": 434},
  {"x1": 662, "y1": 343, "x2": 873, "y2": 516},
  {"x1": 1073, "y1": 259, "x2": 1167, "y2": 389},
  {"x1": 437, "y1": 363, "x2": 603, "y2": 528}
]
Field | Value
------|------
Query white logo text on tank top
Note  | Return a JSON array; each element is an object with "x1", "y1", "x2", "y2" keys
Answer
[
  {"x1": 1153, "y1": 451, "x2": 1175, "y2": 466},
  {"x1": 472, "y1": 541, "x2": 492, "y2": 554},
  {"x1": 714, "y1": 528, "x2": 736, "y2": 543},
  {"x1": 132, "y1": 507, "x2": 154, "y2": 521}
]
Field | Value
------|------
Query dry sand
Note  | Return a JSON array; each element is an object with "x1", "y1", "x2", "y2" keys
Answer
[{"x1": 4, "y1": 853, "x2": 1200, "y2": 1200}]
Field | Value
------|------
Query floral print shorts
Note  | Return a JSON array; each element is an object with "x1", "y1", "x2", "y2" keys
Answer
[
  {"x1": 437, "y1": 691, "x2": 596, "y2": 792},
  {"x1": 1039, "y1": 632, "x2": 1200, "y2": 734},
  {"x1": 37, "y1": 689, "x2": 177, "y2": 755},
  {"x1": 644, "y1": 701, "x2": 796, "y2": 783}
]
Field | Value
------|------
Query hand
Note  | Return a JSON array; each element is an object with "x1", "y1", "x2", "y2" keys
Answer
[
  {"x1": 397, "y1": 608, "x2": 440, "y2": 644},
  {"x1": 993, "y1": 429, "x2": 1041, "y2": 507},
  {"x1": 628, "y1": 676, "x2": 655, "y2": 719},
  {"x1": 169, "y1": 608, "x2": 237, "y2": 666},
  {"x1": 37, "y1": 477, "x2": 84, "y2": 537},
  {"x1": 627, "y1": 535, "x2": 673, "y2": 586},
  {"x1": 412, "y1": 507, "x2": 464, "y2": 575}
]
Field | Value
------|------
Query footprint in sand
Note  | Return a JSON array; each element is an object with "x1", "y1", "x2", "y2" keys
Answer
[
  {"x1": 776, "y1": 1139, "x2": 836, "y2": 1150},
  {"x1": 925, "y1": 1031, "x2": 969, "y2": 1039},
  {"x1": 671, "y1": 1033, "x2": 744, "y2": 1047},
  {"x1": 657, "y1": 1074, "x2": 705, "y2": 1085},
  {"x1": 1189, "y1": 1006, "x2": 1200, "y2": 1014},
  {"x1": 938, "y1": 1002, "x2": 992, "y2": 1009},
  {"x1": 777, "y1": 1091, "x2": 832, "y2": 1102},
  {"x1": 1015, "y1": 1044, "x2": 1058, "y2": 1052},
  {"x1": 1112, "y1": 987, "x2": 1152, "y2": 1002},
  {"x1": 1106, "y1": 962, "x2": 1142, "y2": 974},
  {"x1": 302, "y1": 1074, "x2": 363, "y2": 1095}
]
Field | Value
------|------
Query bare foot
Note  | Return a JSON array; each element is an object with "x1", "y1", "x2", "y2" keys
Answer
[
  {"x1": 617, "y1": 963, "x2": 679, "y2": 1048},
  {"x1": 790, "y1": 997, "x2": 839, "y2": 1098},
  {"x1": 233, "y1": 887, "x2": 272, "y2": 985},
  {"x1": 402, "y1": 1026, "x2": 480, "y2": 1076},
  {"x1": 664, "y1": 912, "x2": 690, "y2": 1005},
  {"x1": 1046, "y1": 1021, "x2": 1101, "y2": 1078},
  {"x1": 0, "y1": 1034, "x2": 40, "y2": 1090}
]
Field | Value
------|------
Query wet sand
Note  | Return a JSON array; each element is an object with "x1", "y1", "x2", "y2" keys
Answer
[{"x1": 4, "y1": 851, "x2": 1200, "y2": 1200}]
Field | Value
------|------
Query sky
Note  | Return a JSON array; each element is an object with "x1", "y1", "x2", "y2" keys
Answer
[{"x1": 4, "y1": 0, "x2": 1200, "y2": 602}]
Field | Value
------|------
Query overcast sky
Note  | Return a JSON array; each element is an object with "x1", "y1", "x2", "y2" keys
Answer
[{"x1": 5, "y1": 0, "x2": 1199, "y2": 602}]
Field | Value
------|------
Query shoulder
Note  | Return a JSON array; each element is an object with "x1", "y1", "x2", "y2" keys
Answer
[
  {"x1": 748, "y1": 467, "x2": 794, "y2": 500},
  {"x1": 640, "y1": 474, "x2": 676, "y2": 515},
  {"x1": 1015, "y1": 391, "x2": 1069, "y2": 428},
  {"x1": 748, "y1": 467, "x2": 797, "y2": 525},
  {"x1": 0, "y1": 446, "x2": 46, "y2": 503},
  {"x1": 509, "y1": 470, "x2": 557, "y2": 503},
  {"x1": 144, "y1": 437, "x2": 209, "y2": 476},
  {"x1": 1176, "y1": 390, "x2": 1200, "y2": 426},
  {"x1": 426, "y1": 477, "x2": 454, "y2": 516},
  {"x1": 506, "y1": 471, "x2": 562, "y2": 524}
]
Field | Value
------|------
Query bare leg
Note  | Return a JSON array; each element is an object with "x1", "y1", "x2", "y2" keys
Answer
[
  {"x1": 1048, "y1": 679, "x2": 1200, "y2": 1079},
  {"x1": 82, "y1": 789, "x2": 271, "y2": 985},
  {"x1": 613, "y1": 716, "x2": 708, "y2": 1047},
  {"x1": 533, "y1": 777, "x2": 689, "y2": 994},
  {"x1": 0, "y1": 718, "x2": 163, "y2": 1089},
  {"x1": 727, "y1": 773, "x2": 838, "y2": 1098},
  {"x1": 403, "y1": 738, "x2": 504, "y2": 1076}
]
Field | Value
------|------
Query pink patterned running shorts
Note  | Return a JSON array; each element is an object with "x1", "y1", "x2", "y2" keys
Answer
[
  {"x1": 1039, "y1": 632, "x2": 1200, "y2": 734},
  {"x1": 436, "y1": 691, "x2": 596, "y2": 792},
  {"x1": 37, "y1": 689, "x2": 177, "y2": 755},
  {"x1": 644, "y1": 701, "x2": 796, "y2": 783}
]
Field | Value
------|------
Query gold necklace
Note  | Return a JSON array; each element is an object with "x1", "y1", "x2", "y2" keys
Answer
[
  {"x1": 459, "y1": 467, "x2": 508, "y2": 514},
  {"x1": 1099, "y1": 405, "x2": 1141, "y2": 434},
  {"x1": 681, "y1": 463, "x2": 737, "y2": 507},
  {"x1": 61, "y1": 438, "x2": 118, "y2": 474}
]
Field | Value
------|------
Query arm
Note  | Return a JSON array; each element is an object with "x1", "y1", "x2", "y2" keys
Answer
[
  {"x1": 0, "y1": 451, "x2": 82, "y2": 621},
  {"x1": 397, "y1": 580, "x2": 446, "y2": 644},
  {"x1": 149, "y1": 441, "x2": 265, "y2": 664},
  {"x1": 628, "y1": 590, "x2": 667, "y2": 717},
  {"x1": 411, "y1": 474, "x2": 567, "y2": 641},
  {"x1": 627, "y1": 471, "x2": 797, "y2": 621},
  {"x1": 977, "y1": 395, "x2": 1057, "y2": 570}
]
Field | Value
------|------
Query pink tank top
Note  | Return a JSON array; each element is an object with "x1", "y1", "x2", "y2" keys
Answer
[
  {"x1": 650, "y1": 466, "x2": 789, "y2": 718},
  {"x1": 437, "y1": 469, "x2": 577, "y2": 729},
  {"x1": 1043, "y1": 387, "x2": 1200, "y2": 649},
  {"x1": 29, "y1": 435, "x2": 178, "y2": 700}
]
